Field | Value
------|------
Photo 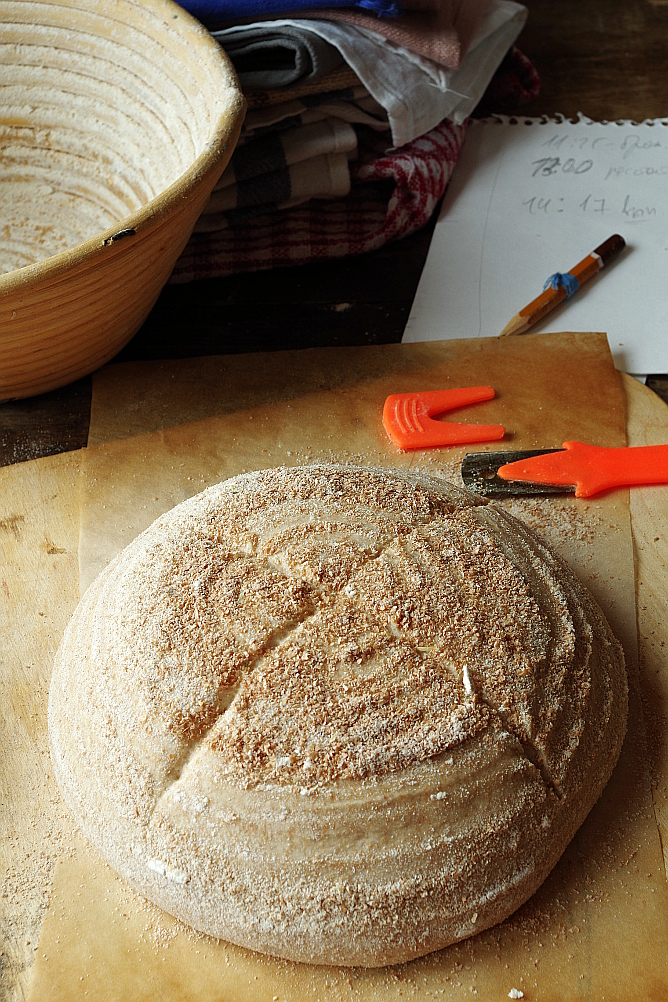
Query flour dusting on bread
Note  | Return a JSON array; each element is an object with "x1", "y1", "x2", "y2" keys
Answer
[{"x1": 49, "y1": 466, "x2": 627, "y2": 966}]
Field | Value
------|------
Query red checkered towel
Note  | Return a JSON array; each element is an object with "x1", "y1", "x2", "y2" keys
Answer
[{"x1": 170, "y1": 47, "x2": 537, "y2": 282}]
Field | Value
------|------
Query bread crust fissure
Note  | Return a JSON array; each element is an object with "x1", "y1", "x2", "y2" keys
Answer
[
  {"x1": 49, "y1": 465, "x2": 627, "y2": 967},
  {"x1": 471, "y1": 688, "x2": 562, "y2": 799},
  {"x1": 153, "y1": 535, "x2": 407, "y2": 805},
  {"x1": 156, "y1": 596, "x2": 321, "y2": 800}
]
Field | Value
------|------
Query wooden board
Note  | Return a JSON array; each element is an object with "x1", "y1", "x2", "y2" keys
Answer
[
  {"x1": 25, "y1": 333, "x2": 668, "y2": 1000},
  {"x1": 2, "y1": 333, "x2": 667, "y2": 1000}
]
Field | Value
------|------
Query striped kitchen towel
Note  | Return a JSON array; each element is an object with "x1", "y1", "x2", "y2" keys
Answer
[
  {"x1": 195, "y1": 117, "x2": 358, "y2": 227},
  {"x1": 197, "y1": 151, "x2": 354, "y2": 227},
  {"x1": 216, "y1": 116, "x2": 360, "y2": 190}
]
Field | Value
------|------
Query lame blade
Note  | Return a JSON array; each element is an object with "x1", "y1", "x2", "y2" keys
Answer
[{"x1": 461, "y1": 449, "x2": 574, "y2": 498}]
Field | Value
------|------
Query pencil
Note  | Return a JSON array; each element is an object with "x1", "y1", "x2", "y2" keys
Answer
[{"x1": 499, "y1": 233, "x2": 626, "y2": 337}]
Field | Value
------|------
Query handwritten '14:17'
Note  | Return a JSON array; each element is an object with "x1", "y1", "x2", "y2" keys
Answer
[{"x1": 522, "y1": 194, "x2": 657, "y2": 219}]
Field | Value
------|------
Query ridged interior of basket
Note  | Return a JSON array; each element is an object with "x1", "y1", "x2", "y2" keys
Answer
[{"x1": 0, "y1": 0, "x2": 234, "y2": 275}]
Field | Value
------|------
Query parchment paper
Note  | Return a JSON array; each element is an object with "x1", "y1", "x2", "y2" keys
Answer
[
  {"x1": 0, "y1": 451, "x2": 81, "y2": 1000},
  {"x1": 28, "y1": 333, "x2": 668, "y2": 1000}
]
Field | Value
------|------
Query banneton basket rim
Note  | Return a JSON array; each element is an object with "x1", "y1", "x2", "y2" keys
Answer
[{"x1": 0, "y1": 0, "x2": 245, "y2": 296}]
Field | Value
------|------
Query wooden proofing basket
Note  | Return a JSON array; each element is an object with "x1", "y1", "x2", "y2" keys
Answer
[{"x1": 0, "y1": 0, "x2": 245, "y2": 400}]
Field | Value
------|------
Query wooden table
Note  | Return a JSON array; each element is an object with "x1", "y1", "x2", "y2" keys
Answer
[{"x1": 1, "y1": 0, "x2": 668, "y2": 467}]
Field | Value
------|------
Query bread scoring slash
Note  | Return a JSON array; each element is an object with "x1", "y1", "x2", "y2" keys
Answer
[{"x1": 48, "y1": 466, "x2": 627, "y2": 966}]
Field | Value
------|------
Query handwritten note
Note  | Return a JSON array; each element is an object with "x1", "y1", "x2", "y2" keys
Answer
[{"x1": 404, "y1": 117, "x2": 668, "y2": 373}]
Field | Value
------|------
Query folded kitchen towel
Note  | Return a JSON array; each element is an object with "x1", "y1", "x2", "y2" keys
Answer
[
  {"x1": 311, "y1": 0, "x2": 490, "y2": 70},
  {"x1": 216, "y1": 24, "x2": 343, "y2": 88},
  {"x1": 173, "y1": 118, "x2": 464, "y2": 276},
  {"x1": 170, "y1": 45, "x2": 539, "y2": 282},
  {"x1": 196, "y1": 150, "x2": 352, "y2": 227},
  {"x1": 242, "y1": 86, "x2": 389, "y2": 134},
  {"x1": 216, "y1": 117, "x2": 358, "y2": 189},
  {"x1": 215, "y1": 1, "x2": 527, "y2": 146},
  {"x1": 310, "y1": 9, "x2": 461, "y2": 69},
  {"x1": 221, "y1": 0, "x2": 505, "y2": 70},
  {"x1": 244, "y1": 64, "x2": 363, "y2": 105}
]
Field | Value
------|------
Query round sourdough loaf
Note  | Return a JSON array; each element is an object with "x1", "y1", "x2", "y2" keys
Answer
[{"x1": 49, "y1": 465, "x2": 627, "y2": 966}]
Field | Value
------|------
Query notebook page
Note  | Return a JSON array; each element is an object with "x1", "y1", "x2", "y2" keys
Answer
[{"x1": 403, "y1": 116, "x2": 668, "y2": 374}]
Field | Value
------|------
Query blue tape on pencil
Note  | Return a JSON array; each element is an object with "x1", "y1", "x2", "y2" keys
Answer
[{"x1": 543, "y1": 272, "x2": 580, "y2": 298}]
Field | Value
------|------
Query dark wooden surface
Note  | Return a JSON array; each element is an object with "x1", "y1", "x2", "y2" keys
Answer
[{"x1": 2, "y1": 0, "x2": 668, "y2": 468}]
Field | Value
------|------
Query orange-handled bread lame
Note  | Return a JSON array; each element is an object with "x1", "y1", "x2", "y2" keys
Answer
[
  {"x1": 462, "y1": 440, "x2": 668, "y2": 499},
  {"x1": 383, "y1": 387, "x2": 505, "y2": 450}
]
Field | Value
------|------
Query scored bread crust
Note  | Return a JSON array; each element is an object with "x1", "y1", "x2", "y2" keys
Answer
[{"x1": 49, "y1": 465, "x2": 627, "y2": 966}]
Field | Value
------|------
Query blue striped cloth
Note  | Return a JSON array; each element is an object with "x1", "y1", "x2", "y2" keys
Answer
[{"x1": 177, "y1": 0, "x2": 399, "y2": 25}]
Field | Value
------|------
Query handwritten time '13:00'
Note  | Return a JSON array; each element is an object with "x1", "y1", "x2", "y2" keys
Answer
[{"x1": 530, "y1": 156, "x2": 667, "y2": 180}]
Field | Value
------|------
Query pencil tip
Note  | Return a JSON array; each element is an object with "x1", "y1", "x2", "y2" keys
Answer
[{"x1": 499, "y1": 314, "x2": 528, "y2": 337}]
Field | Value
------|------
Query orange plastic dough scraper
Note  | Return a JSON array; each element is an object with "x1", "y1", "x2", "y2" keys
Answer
[{"x1": 383, "y1": 386, "x2": 505, "y2": 450}]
